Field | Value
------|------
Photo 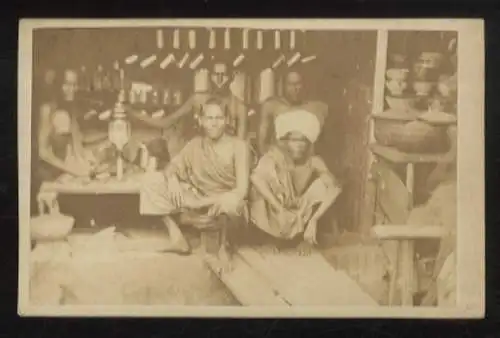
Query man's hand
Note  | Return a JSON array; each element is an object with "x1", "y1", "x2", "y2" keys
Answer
[
  {"x1": 209, "y1": 192, "x2": 243, "y2": 217},
  {"x1": 303, "y1": 218, "x2": 318, "y2": 245},
  {"x1": 277, "y1": 206, "x2": 298, "y2": 229},
  {"x1": 168, "y1": 176, "x2": 184, "y2": 208},
  {"x1": 68, "y1": 162, "x2": 92, "y2": 178}
]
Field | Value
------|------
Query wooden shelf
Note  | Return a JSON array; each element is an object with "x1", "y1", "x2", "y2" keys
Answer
[{"x1": 370, "y1": 144, "x2": 453, "y2": 164}]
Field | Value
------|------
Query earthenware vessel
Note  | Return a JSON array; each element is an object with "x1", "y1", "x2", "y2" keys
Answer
[
  {"x1": 385, "y1": 96, "x2": 416, "y2": 112},
  {"x1": 386, "y1": 68, "x2": 409, "y2": 81},
  {"x1": 386, "y1": 79, "x2": 407, "y2": 96},
  {"x1": 413, "y1": 81, "x2": 434, "y2": 96}
]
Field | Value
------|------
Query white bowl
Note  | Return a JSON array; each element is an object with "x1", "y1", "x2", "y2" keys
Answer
[
  {"x1": 385, "y1": 96, "x2": 416, "y2": 112},
  {"x1": 31, "y1": 213, "x2": 75, "y2": 242},
  {"x1": 386, "y1": 68, "x2": 409, "y2": 81}
]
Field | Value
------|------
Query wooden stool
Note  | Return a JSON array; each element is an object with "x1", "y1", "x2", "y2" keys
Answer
[
  {"x1": 201, "y1": 227, "x2": 223, "y2": 254},
  {"x1": 372, "y1": 224, "x2": 444, "y2": 306},
  {"x1": 194, "y1": 216, "x2": 229, "y2": 255}
]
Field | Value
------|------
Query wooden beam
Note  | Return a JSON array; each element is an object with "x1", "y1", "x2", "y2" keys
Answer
[{"x1": 372, "y1": 224, "x2": 445, "y2": 240}]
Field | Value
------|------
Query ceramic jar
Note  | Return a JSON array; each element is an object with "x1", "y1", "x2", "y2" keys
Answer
[{"x1": 413, "y1": 81, "x2": 434, "y2": 96}]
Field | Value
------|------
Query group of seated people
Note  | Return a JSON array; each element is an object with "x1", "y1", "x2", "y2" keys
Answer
[{"x1": 35, "y1": 67, "x2": 342, "y2": 267}]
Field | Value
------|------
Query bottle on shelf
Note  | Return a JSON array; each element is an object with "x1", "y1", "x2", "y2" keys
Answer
[
  {"x1": 93, "y1": 65, "x2": 104, "y2": 92},
  {"x1": 108, "y1": 91, "x2": 131, "y2": 181},
  {"x1": 79, "y1": 66, "x2": 90, "y2": 92},
  {"x1": 112, "y1": 61, "x2": 122, "y2": 91}
]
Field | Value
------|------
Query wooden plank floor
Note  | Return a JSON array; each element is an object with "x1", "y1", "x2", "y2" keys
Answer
[
  {"x1": 205, "y1": 244, "x2": 378, "y2": 307},
  {"x1": 204, "y1": 254, "x2": 290, "y2": 306}
]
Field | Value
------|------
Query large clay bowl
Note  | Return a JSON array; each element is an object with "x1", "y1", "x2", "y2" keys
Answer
[
  {"x1": 373, "y1": 111, "x2": 449, "y2": 153},
  {"x1": 385, "y1": 96, "x2": 416, "y2": 112},
  {"x1": 31, "y1": 213, "x2": 75, "y2": 242}
]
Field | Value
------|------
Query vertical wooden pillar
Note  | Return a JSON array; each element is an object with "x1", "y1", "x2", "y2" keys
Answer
[{"x1": 359, "y1": 30, "x2": 389, "y2": 236}]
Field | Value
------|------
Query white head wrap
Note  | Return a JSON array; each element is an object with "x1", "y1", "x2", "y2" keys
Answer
[{"x1": 275, "y1": 110, "x2": 321, "y2": 144}]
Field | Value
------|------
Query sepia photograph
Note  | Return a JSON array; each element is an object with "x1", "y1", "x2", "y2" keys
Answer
[{"x1": 18, "y1": 19, "x2": 484, "y2": 318}]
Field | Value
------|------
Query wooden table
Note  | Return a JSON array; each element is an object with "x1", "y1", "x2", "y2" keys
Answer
[
  {"x1": 40, "y1": 175, "x2": 143, "y2": 195},
  {"x1": 37, "y1": 174, "x2": 143, "y2": 218}
]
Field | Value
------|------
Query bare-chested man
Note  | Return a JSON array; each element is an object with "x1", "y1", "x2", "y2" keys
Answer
[
  {"x1": 37, "y1": 69, "x2": 95, "y2": 183},
  {"x1": 140, "y1": 97, "x2": 250, "y2": 269},
  {"x1": 130, "y1": 59, "x2": 248, "y2": 158},
  {"x1": 258, "y1": 70, "x2": 328, "y2": 155},
  {"x1": 36, "y1": 69, "x2": 98, "y2": 218}
]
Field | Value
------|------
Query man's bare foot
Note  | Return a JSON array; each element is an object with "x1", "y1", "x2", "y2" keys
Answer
[
  {"x1": 162, "y1": 236, "x2": 191, "y2": 255},
  {"x1": 216, "y1": 245, "x2": 233, "y2": 274},
  {"x1": 162, "y1": 216, "x2": 191, "y2": 255},
  {"x1": 297, "y1": 241, "x2": 314, "y2": 256}
]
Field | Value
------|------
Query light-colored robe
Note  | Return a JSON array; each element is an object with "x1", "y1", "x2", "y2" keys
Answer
[
  {"x1": 250, "y1": 146, "x2": 338, "y2": 239},
  {"x1": 140, "y1": 136, "x2": 246, "y2": 222}
]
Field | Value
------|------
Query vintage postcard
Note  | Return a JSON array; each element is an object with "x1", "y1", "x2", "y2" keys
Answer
[{"x1": 18, "y1": 19, "x2": 484, "y2": 318}]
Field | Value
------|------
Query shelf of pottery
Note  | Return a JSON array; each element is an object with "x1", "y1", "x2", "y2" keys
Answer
[{"x1": 370, "y1": 35, "x2": 457, "y2": 211}]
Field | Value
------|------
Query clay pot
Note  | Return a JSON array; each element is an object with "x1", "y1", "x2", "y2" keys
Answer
[
  {"x1": 372, "y1": 111, "x2": 449, "y2": 153},
  {"x1": 386, "y1": 68, "x2": 409, "y2": 81},
  {"x1": 385, "y1": 96, "x2": 416, "y2": 112},
  {"x1": 437, "y1": 74, "x2": 457, "y2": 98},
  {"x1": 386, "y1": 79, "x2": 407, "y2": 96},
  {"x1": 413, "y1": 81, "x2": 434, "y2": 96},
  {"x1": 388, "y1": 54, "x2": 407, "y2": 67},
  {"x1": 372, "y1": 111, "x2": 417, "y2": 147},
  {"x1": 31, "y1": 213, "x2": 75, "y2": 242},
  {"x1": 395, "y1": 120, "x2": 449, "y2": 153},
  {"x1": 419, "y1": 52, "x2": 444, "y2": 69},
  {"x1": 418, "y1": 110, "x2": 457, "y2": 126}
]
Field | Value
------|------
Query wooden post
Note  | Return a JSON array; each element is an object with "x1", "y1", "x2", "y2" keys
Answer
[
  {"x1": 361, "y1": 29, "x2": 389, "y2": 235},
  {"x1": 400, "y1": 239, "x2": 415, "y2": 306},
  {"x1": 370, "y1": 30, "x2": 389, "y2": 148},
  {"x1": 406, "y1": 163, "x2": 415, "y2": 209}
]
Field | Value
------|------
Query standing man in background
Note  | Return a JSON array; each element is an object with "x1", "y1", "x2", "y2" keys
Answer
[
  {"x1": 258, "y1": 69, "x2": 329, "y2": 156},
  {"x1": 130, "y1": 58, "x2": 249, "y2": 158}
]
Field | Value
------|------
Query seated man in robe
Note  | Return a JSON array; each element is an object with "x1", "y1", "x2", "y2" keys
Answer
[
  {"x1": 140, "y1": 97, "x2": 250, "y2": 266},
  {"x1": 250, "y1": 110, "x2": 341, "y2": 254}
]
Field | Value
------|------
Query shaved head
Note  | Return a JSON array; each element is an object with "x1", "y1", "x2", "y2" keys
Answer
[
  {"x1": 62, "y1": 69, "x2": 78, "y2": 101},
  {"x1": 284, "y1": 70, "x2": 304, "y2": 103}
]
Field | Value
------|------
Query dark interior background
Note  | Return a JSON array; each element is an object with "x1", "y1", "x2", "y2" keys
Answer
[{"x1": 30, "y1": 27, "x2": 379, "y2": 234}]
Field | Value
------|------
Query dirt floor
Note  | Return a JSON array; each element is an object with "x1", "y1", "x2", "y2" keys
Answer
[{"x1": 29, "y1": 228, "x2": 239, "y2": 306}]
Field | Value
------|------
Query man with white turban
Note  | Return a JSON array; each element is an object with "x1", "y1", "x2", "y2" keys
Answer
[
  {"x1": 250, "y1": 110, "x2": 341, "y2": 254},
  {"x1": 257, "y1": 70, "x2": 328, "y2": 156}
]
